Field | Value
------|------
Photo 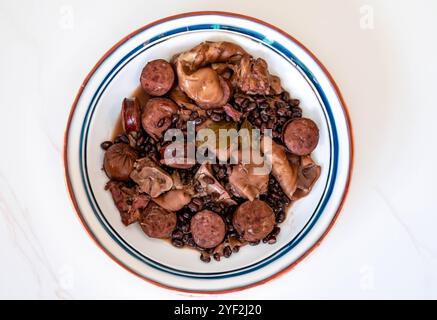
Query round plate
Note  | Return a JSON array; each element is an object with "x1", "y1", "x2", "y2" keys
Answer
[{"x1": 64, "y1": 11, "x2": 353, "y2": 293}]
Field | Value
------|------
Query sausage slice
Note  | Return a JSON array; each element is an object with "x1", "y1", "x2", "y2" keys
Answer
[
  {"x1": 140, "y1": 59, "x2": 175, "y2": 96},
  {"x1": 141, "y1": 97, "x2": 178, "y2": 140},
  {"x1": 121, "y1": 97, "x2": 141, "y2": 133},
  {"x1": 190, "y1": 210, "x2": 226, "y2": 249},
  {"x1": 282, "y1": 118, "x2": 319, "y2": 156},
  {"x1": 233, "y1": 200, "x2": 275, "y2": 242},
  {"x1": 139, "y1": 202, "x2": 176, "y2": 239}
]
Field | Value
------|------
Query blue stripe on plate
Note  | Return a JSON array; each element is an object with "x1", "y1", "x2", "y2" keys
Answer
[{"x1": 79, "y1": 23, "x2": 338, "y2": 279}]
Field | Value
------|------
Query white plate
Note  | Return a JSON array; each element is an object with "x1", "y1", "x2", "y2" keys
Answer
[{"x1": 64, "y1": 12, "x2": 353, "y2": 293}]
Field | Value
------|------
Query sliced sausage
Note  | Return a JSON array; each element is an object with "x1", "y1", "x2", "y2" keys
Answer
[
  {"x1": 121, "y1": 97, "x2": 141, "y2": 133},
  {"x1": 190, "y1": 210, "x2": 226, "y2": 249},
  {"x1": 141, "y1": 98, "x2": 178, "y2": 140},
  {"x1": 139, "y1": 202, "x2": 176, "y2": 239},
  {"x1": 232, "y1": 199, "x2": 275, "y2": 242},
  {"x1": 140, "y1": 59, "x2": 175, "y2": 96},
  {"x1": 282, "y1": 118, "x2": 319, "y2": 156},
  {"x1": 103, "y1": 143, "x2": 138, "y2": 181}
]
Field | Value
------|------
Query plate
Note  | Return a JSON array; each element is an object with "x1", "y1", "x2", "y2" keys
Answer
[{"x1": 64, "y1": 11, "x2": 353, "y2": 293}]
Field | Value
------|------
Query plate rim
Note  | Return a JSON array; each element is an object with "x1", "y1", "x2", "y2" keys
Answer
[{"x1": 63, "y1": 11, "x2": 354, "y2": 294}]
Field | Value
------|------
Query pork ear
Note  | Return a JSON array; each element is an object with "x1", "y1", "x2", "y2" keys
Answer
[
  {"x1": 291, "y1": 155, "x2": 321, "y2": 200},
  {"x1": 174, "y1": 42, "x2": 246, "y2": 109},
  {"x1": 130, "y1": 157, "x2": 173, "y2": 198},
  {"x1": 261, "y1": 136, "x2": 298, "y2": 200},
  {"x1": 152, "y1": 189, "x2": 192, "y2": 212},
  {"x1": 194, "y1": 163, "x2": 237, "y2": 205}
]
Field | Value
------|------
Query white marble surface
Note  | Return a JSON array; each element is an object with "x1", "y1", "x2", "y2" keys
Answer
[{"x1": 0, "y1": 0, "x2": 436, "y2": 299}]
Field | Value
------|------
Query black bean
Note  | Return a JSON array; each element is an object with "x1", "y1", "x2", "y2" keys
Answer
[
  {"x1": 100, "y1": 141, "x2": 113, "y2": 150},
  {"x1": 275, "y1": 101, "x2": 287, "y2": 109},
  {"x1": 200, "y1": 253, "x2": 211, "y2": 263},
  {"x1": 187, "y1": 238, "x2": 196, "y2": 247},
  {"x1": 227, "y1": 230, "x2": 238, "y2": 238},
  {"x1": 276, "y1": 212, "x2": 285, "y2": 223},
  {"x1": 114, "y1": 134, "x2": 129, "y2": 144},
  {"x1": 188, "y1": 202, "x2": 198, "y2": 212},
  {"x1": 249, "y1": 240, "x2": 260, "y2": 246},
  {"x1": 267, "y1": 236, "x2": 277, "y2": 244},
  {"x1": 277, "y1": 107, "x2": 288, "y2": 117},
  {"x1": 266, "y1": 108, "x2": 276, "y2": 116},
  {"x1": 171, "y1": 239, "x2": 184, "y2": 248},
  {"x1": 182, "y1": 212, "x2": 191, "y2": 220},
  {"x1": 213, "y1": 253, "x2": 221, "y2": 261},
  {"x1": 260, "y1": 111, "x2": 269, "y2": 122},
  {"x1": 291, "y1": 99, "x2": 300, "y2": 107},
  {"x1": 232, "y1": 246, "x2": 240, "y2": 253},
  {"x1": 223, "y1": 246, "x2": 232, "y2": 258},
  {"x1": 241, "y1": 99, "x2": 249, "y2": 109},
  {"x1": 217, "y1": 168, "x2": 226, "y2": 179},
  {"x1": 211, "y1": 113, "x2": 223, "y2": 122},
  {"x1": 182, "y1": 234, "x2": 190, "y2": 243},
  {"x1": 271, "y1": 226, "x2": 281, "y2": 237},
  {"x1": 259, "y1": 102, "x2": 269, "y2": 109},
  {"x1": 172, "y1": 230, "x2": 183, "y2": 239},
  {"x1": 246, "y1": 102, "x2": 257, "y2": 112},
  {"x1": 192, "y1": 198, "x2": 203, "y2": 207},
  {"x1": 254, "y1": 118, "x2": 262, "y2": 126},
  {"x1": 181, "y1": 223, "x2": 190, "y2": 233},
  {"x1": 281, "y1": 91, "x2": 291, "y2": 102}
]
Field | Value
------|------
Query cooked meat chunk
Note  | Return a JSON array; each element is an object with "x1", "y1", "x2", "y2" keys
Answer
[
  {"x1": 283, "y1": 118, "x2": 319, "y2": 156},
  {"x1": 105, "y1": 181, "x2": 149, "y2": 226},
  {"x1": 140, "y1": 202, "x2": 176, "y2": 238},
  {"x1": 228, "y1": 162, "x2": 269, "y2": 201},
  {"x1": 140, "y1": 59, "x2": 175, "y2": 96},
  {"x1": 191, "y1": 210, "x2": 226, "y2": 248},
  {"x1": 103, "y1": 143, "x2": 138, "y2": 181},
  {"x1": 130, "y1": 157, "x2": 173, "y2": 198},
  {"x1": 153, "y1": 189, "x2": 193, "y2": 212},
  {"x1": 261, "y1": 136, "x2": 298, "y2": 200},
  {"x1": 194, "y1": 163, "x2": 236, "y2": 205},
  {"x1": 233, "y1": 200, "x2": 275, "y2": 242},
  {"x1": 141, "y1": 98, "x2": 178, "y2": 140}
]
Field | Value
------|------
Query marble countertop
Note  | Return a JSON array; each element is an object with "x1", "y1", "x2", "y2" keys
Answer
[{"x1": 1, "y1": 0, "x2": 436, "y2": 299}]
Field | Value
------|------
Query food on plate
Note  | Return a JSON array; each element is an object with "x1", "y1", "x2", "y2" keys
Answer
[
  {"x1": 140, "y1": 59, "x2": 175, "y2": 96},
  {"x1": 232, "y1": 199, "x2": 275, "y2": 242},
  {"x1": 141, "y1": 97, "x2": 178, "y2": 140},
  {"x1": 190, "y1": 210, "x2": 226, "y2": 249},
  {"x1": 101, "y1": 41, "x2": 321, "y2": 262},
  {"x1": 121, "y1": 97, "x2": 141, "y2": 133},
  {"x1": 103, "y1": 143, "x2": 138, "y2": 181},
  {"x1": 282, "y1": 118, "x2": 319, "y2": 156},
  {"x1": 139, "y1": 202, "x2": 177, "y2": 238}
]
